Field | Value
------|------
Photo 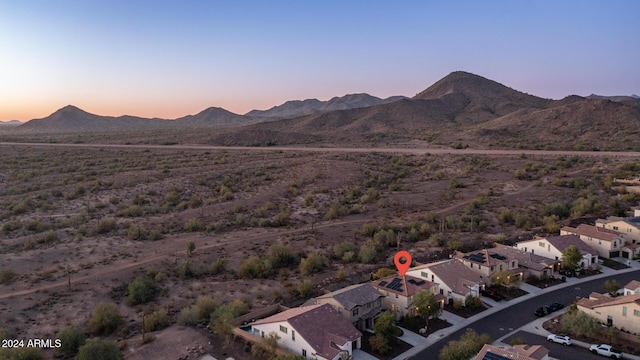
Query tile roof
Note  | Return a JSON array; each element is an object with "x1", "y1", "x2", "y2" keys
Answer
[
  {"x1": 410, "y1": 259, "x2": 484, "y2": 296},
  {"x1": 578, "y1": 293, "x2": 640, "y2": 309},
  {"x1": 541, "y1": 234, "x2": 599, "y2": 256},
  {"x1": 624, "y1": 280, "x2": 640, "y2": 291},
  {"x1": 253, "y1": 303, "x2": 362, "y2": 359},
  {"x1": 562, "y1": 224, "x2": 623, "y2": 242},
  {"x1": 492, "y1": 244, "x2": 556, "y2": 271},
  {"x1": 370, "y1": 274, "x2": 437, "y2": 298},
  {"x1": 314, "y1": 283, "x2": 384, "y2": 311}
]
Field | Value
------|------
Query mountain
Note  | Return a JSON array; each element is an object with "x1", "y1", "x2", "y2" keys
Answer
[
  {"x1": 245, "y1": 93, "x2": 406, "y2": 119},
  {"x1": 174, "y1": 107, "x2": 254, "y2": 127},
  {"x1": 0, "y1": 120, "x2": 22, "y2": 126},
  {"x1": 210, "y1": 71, "x2": 640, "y2": 150}
]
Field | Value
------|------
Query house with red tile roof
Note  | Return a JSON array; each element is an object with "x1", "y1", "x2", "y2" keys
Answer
[
  {"x1": 561, "y1": 224, "x2": 626, "y2": 258},
  {"x1": 406, "y1": 259, "x2": 485, "y2": 306},
  {"x1": 515, "y1": 235, "x2": 599, "y2": 270},
  {"x1": 370, "y1": 274, "x2": 445, "y2": 320},
  {"x1": 250, "y1": 304, "x2": 362, "y2": 360},
  {"x1": 577, "y1": 292, "x2": 640, "y2": 334}
]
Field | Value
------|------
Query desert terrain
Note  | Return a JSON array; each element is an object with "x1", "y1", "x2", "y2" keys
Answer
[{"x1": 1, "y1": 140, "x2": 639, "y2": 359}]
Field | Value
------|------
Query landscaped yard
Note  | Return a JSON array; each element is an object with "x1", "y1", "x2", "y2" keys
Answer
[
  {"x1": 398, "y1": 315, "x2": 452, "y2": 336},
  {"x1": 359, "y1": 331, "x2": 414, "y2": 360},
  {"x1": 443, "y1": 302, "x2": 488, "y2": 318}
]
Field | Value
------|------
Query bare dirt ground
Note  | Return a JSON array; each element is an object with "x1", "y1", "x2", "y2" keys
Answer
[{"x1": 1, "y1": 142, "x2": 638, "y2": 359}]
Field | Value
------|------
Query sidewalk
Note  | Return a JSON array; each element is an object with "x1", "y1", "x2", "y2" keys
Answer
[{"x1": 392, "y1": 262, "x2": 640, "y2": 360}]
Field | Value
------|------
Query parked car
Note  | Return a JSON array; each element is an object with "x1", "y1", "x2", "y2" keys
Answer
[
  {"x1": 534, "y1": 306, "x2": 550, "y2": 317},
  {"x1": 546, "y1": 334, "x2": 571, "y2": 346},
  {"x1": 547, "y1": 302, "x2": 564, "y2": 312},
  {"x1": 590, "y1": 344, "x2": 623, "y2": 358}
]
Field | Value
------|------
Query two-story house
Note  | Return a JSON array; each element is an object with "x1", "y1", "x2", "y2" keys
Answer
[
  {"x1": 406, "y1": 259, "x2": 485, "y2": 306},
  {"x1": 561, "y1": 224, "x2": 625, "y2": 259},
  {"x1": 516, "y1": 235, "x2": 599, "y2": 270},
  {"x1": 370, "y1": 274, "x2": 444, "y2": 320},
  {"x1": 455, "y1": 248, "x2": 519, "y2": 282},
  {"x1": 250, "y1": 303, "x2": 362, "y2": 360},
  {"x1": 305, "y1": 283, "x2": 383, "y2": 331},
  {"x1": 596, "y1": 216, "x2": 640, "y2": 259},
  {"x1": 577, "y1": 292, "x2": 640, "y2": 334},
  {"x1": 491, "y1": 244, "x2": 558, "y2": 279}
]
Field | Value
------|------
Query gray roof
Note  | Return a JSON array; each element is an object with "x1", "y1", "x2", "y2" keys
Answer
[
  {"x1": 315, "y1": 283, "x2": 383, "y2": 310},
  {"x1": 543, "y1": 234, "x2": 599, "y2": 256}
]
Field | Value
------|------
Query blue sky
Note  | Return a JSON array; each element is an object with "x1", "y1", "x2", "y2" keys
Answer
[{"x1": 1, "y1": 1, "x2": 638, "y2": 121}]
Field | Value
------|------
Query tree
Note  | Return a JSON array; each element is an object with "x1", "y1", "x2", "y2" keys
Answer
[
  {"x1": 56, "y1": 325, "x2": 86, "y2": 357},
  {"x1": 413, "y1": 290, "x2": 441, "y2": 327},
  {"x1": 439, "y1": 330, "x2": 491, "y2": 360},
  {"x1": 561, "y1": 245, "x2": 582, "y2": 272},
  {"x1": 127, "y1": 276, "x2": 160, "y2": 305},
  {"x1": 373, "y1": 268, "x2": 397, "y2": 280},
  {"x1": 369, "y1": 311, "x2": 401, "y2": 355},
  {"x1": 299, "y1": 253, "x2": 324, "y2": 276},
  {"x1": 88, "y1": 303, "x2": 123, "y2": 335},
  {"x1": 604, "y1": 279, "x2": 620, "y2": 296},
  {"x1": 491, "y1": 269, "x2": 520, "y2": 289},
  {"x1": 76, "y1": 338, "x2": 123, "y2": 360},
  {"x1": 210, "y1": 306, "x2": 236, "y2": 343}
]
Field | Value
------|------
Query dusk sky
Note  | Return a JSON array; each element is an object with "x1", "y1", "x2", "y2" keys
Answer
[{"x1": 1, "y1": 1, "x2": 638, "y2": 122}]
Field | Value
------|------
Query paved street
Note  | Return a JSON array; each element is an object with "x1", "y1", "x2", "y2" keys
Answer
[{"x1": 393, "y1": 260, "x2": 640, "y2": 360}]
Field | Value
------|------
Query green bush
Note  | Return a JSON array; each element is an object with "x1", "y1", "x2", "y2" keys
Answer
[
  {"x1": 177, "y1": 306, "x2": 198, "y2": 326},
  {"x1": 297, "y1": 280, "x2": 314, "y2": 298},
  {"x1": 76, "y1": 338, "x2": 122, "y2": 360},
  {"x1": 96, "y1": 217, "x2": 117, "y2": 234},
  {"x1": 56, "y1": 325, "x2": 86, "y2": 357},
  {"x1": 238, "y1": 256, "x2": 274, "y2": 279},
  {"x1": 195, "y1": 296, "x2": 220, "y2": 320},
  {"x1": 299, "y1": 254, "x2": 324, "y2": 276},
  {"x1": 183, "y1": 218, "x2": 203, "y2": 232},
  {"x1": 267, "y1": 243, "x2": 297, "y2": 268},
  {"x1": 209, "y1": 258, "x2": 227, "y2": 274},
  {"x1": 144, "y1": 309, "x2": 170, "y2": 332},
  {"x1": 127, "y1": 276, "x2": 160, "y2": 305},
  {"x1": 88, "y1": 303, "x2": 123, "y2": 335}
]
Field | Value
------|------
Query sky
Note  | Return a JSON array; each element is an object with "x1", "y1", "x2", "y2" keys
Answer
[{"x1": 1, "y1": 1, "x2": 639, "y2": 121}]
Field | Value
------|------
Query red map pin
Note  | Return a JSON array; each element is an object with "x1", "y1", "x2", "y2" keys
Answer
[{"x1": 394, "y1": 250, "x2": 412, "y2": 276}]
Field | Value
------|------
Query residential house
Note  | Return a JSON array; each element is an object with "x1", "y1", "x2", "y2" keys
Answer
[
  {"x1": 406, "y1": 259, "x2": 485, "y2": 306},
  {"x1": 455, "y1": 248, "x2": 518, "y2": 281},
  {"x1": 623, "y1": 280, "x2": 640, "y2": 296},
  {"x1": 304, "y1": 283, "x2": 383, "y2": 331},
  {"x1": 370, "y1": 274, "x2": 444, "y2": 320},
  {"x1": 515, "y1": 235, "x2": 599, "y2": 270},
  {"x1": 491, "y1": 244, "x2": 559, "y2": 279},
  {"x1": 596, "y1": 216, "x2": 640, "y2": 244},
  {"x1": 561, "y1": 224, "x2": 626, "y2": 259},
  {"x1": 250, "y1": 304, "x2": 362, "y2": 360},
  {"x1": 474, "y1": 344, "x2": 550, "y2": 360},
  {"x1": 577, "y1": 292, "x2": 640, "y2": 334}
]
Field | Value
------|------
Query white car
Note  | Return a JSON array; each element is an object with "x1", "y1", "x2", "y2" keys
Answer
[{"x1": 547, "y1": 334, "x2": 571, "y2": 346}]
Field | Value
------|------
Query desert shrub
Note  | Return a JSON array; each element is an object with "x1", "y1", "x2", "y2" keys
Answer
[
  {"x1": 210, "y1": 306, "x2": 235, "y2": 342},
  {"x1": 56, "y1": 325, "x2": 86, "y2": 357},
  {"x1": 324, "y1": 202, "x2": 348, "y2": 220},
  {"x1": 374, "y1": 229, "x2": 396, "y2": 247},
  {"x1": 164, "y1": 189, "x2": 181, "y2": 207},
  {"x1": 361, "y1": 222, "x2": 379, "y2": 237},
  {"x1": 189, "y1": 195, "x2": 202, "y2": 208},
  {"x1": 195, "y1": 296, "x2": 220, "y2": 320},
  {"x1": 127, "y1": 276, "x2": 160, "y2": 305},
  {"x1": 299, "y1": 253, "x2": 324, "y2": 276},
  {"x1": 297, "y1": 280, "x2": 314, "y2": 298},
  {"x1": 209, "y1": 258, "x2": 227, "y2": 274},
  {"x1": 272, "y1": 208, "x2": 291, "y2": 227},
  {"x1": 238, "y1": 256, "x2": 274, "y2": 279},
  {"x1": 76, "y1": 338, "x2": 122, "y2": 360},
  {"x1": 333, "y1": 241, "x2": 357, "y2": 260},
  {"x1": 41, "y1": 230, "x2": 58, "y2": 243},
  {"x1": 144, "y1": 309, "x2": 170, "y2": 332},
  {"x1": 149, "y1": 225, "x2": 164, "y2": 240},
  {"x1": 127, "y1": 224, "x2": 148, "y2": 240},
  {"x1": 449, "y1": 178, "x2": 465, "y2": 189},
  {"x1": 542, "y1": 201, "x2": 571, "y2": 218},
  {"x1": 267, "y1": 243, "x2": 297, "y2": 268},
  {"x1": 465, "y1": 295, "x2": 483, "y2": 309},
  {"x1": 0, "y1": 347, "x2": 44, "y2": 360},
  {"x1": 358, "y1": 239, "x2": 378, "y2": 264},
  {"x1": 176, "y1": 260, "x2": 194, "y2": 279},
  {"x1": 439, "y1": 330, "x2": 491, "y2": 360},
  {"x1": 177, "y1": 306, "x2": 198, "y2": 326},
  {"x1": 118, "y1": 205, "x2": 142, "y2": 217},
  {"x1": 96, "y1": 217, "x2": 117, "y2": 234},
  {"x1": 0, "y1": 267, "x2": 17, "y2": 284},
  {"x1": 183, "y1": 218, "x2": 203, "y2": 232},
  {"x1": 228, "y1": 299, "x2": 250, "y2": 317},
  {"x1": 205, "y1": 221, "x2": 226, "y2": 232},
  {"x1": 88, "y1": 303, "x2": 123, "y2": 335},
  {"x1": 571, "y1": 195, "x2": 601, "y2": 217}
]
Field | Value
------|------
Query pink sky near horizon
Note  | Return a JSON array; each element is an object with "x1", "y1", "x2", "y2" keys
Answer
[{"x1": 1, "y1": 1, "x2": 638, "y2": 122}]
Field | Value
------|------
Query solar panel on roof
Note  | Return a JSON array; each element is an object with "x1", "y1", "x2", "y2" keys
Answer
[
  {"x1": 379, "y1": 281, "x2": 388, "y2": 286},
  {"x1": 489, "y1": 254, "x2": 507, "y2": 260},
  {"x1": 408, "y1": 279, "x2": 416, "y2": 285},
  {"x1": 482, "y1": 351, "x2": 511, "y2": 360},
  {"x1": 415, "y1": 280, "x2": 426, "y2": 285}
]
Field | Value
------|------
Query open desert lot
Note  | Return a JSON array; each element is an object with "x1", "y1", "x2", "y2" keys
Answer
[{"x1": 1, "y1": 142, "x2": 639, "y2": 358}]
